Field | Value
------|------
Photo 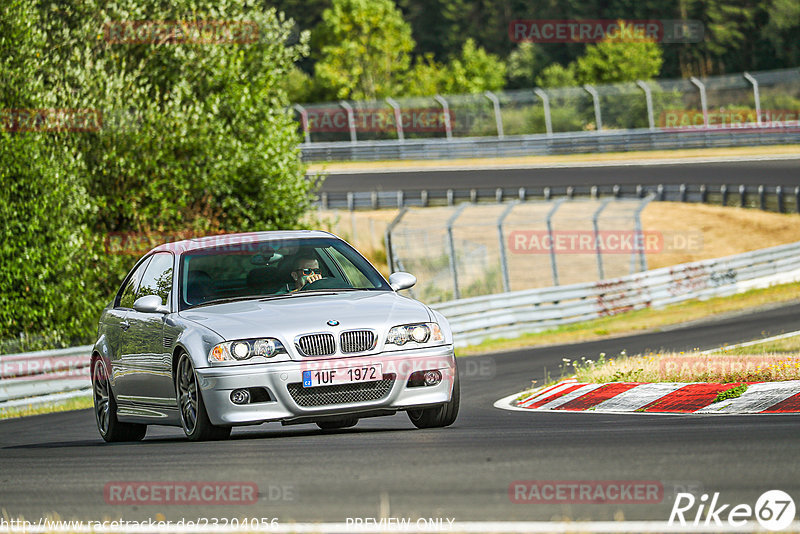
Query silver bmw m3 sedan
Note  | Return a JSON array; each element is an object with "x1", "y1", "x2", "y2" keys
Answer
[{"x1": 91, "y1": 231, "x2": 459, "y2": 441}]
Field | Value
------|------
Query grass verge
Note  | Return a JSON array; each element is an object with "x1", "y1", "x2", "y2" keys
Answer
[
  {"x1": 456, "y1": 280, "x2": 800, "y2": 356},
  {"x1": 0, "y1": 395, "x2": 93, "y2": 421}
]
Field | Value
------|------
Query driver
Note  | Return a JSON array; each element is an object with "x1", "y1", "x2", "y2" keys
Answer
[{"x1": 291, "y1": 255, "x2": 323, "y2": 291}]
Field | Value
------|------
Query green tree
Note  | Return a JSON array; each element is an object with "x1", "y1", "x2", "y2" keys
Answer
[
  {"x1": 312, "y1": 0, "x2": 414, "y2": 100},
  {"x1": 575, "y1": 21, "x2": 663, "y2": 84},
  {"x1": 535, "y1": 63, "x2": 577, "y2": 88},
  {"x1": 441, "y1": 38, "x2": 506, "y2": 94},
  {"x1": 506, "y1": 43, "x2": 549, "y2": 89}
]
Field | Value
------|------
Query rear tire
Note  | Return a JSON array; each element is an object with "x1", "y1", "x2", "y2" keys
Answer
[
  {"x1": 316, "y1": 416, "x2": 359, "y2": 430},
  {"x1": 176, "y1": 353, "x2": 231, "y2": 441},
  {"x1": 92, "y1": 359, "x2": 147, "y2": 442},
  {"x1": 408, "y1": 370, "x2": 460, "y2": 429}
]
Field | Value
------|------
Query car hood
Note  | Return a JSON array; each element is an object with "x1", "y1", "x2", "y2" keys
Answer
[{"x1": 178, "y1": 291, "x2": 431, "y2": 344}]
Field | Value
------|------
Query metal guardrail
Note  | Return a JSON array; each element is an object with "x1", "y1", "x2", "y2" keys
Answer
[
  {"x1": 318, "y1": 183, "x2": 800, "y2": 213},
  {"x1": 3, "y1": 241, "x2": 800, "y2": 406},
  {"x1": 0, "y1": 345, "x2": 92, "y2": 411},
  {"x1": 301, "y1": 127, "x2": 800, "y2": 162},
  {"x1": 431, "y1": 240, "x2": 800, "y2": 347}
]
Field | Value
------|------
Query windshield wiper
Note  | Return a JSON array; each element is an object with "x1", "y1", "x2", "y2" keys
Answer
[{"x1": 192, "y1": 295, "x2": 266, "y2": 308}]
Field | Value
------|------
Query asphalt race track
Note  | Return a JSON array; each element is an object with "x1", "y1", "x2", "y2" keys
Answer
[
  {"x1": 318, "y1": 158, "x2": 800, "y2": 193},
  {"x1": 2, "y1": 301, "x2": 799, "y2": 523}
]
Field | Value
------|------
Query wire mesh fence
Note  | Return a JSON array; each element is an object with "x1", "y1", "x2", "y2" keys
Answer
[
  {"x1": 374, "y1": 198, "x2": 653, "y2": 304},
  {"x1": 293, "y1": 68, "x2": 800, "y2": 144}
]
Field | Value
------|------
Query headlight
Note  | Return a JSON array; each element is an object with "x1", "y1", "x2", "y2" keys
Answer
[
  {"x1": 208, "y1": 338, "x2": 286, "y2": 363},
  {"x1": 386, "y1": 323, "x2": 444, "y2": 346}
]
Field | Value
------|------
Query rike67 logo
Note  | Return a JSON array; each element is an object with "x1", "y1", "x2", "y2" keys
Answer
[{"x1": 669, "y1": 490, "x2": 796, "y2": 531}]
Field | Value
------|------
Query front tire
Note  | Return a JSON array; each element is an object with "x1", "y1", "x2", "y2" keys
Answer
[
  {"x1": 408, "y1": 370, "x2": 460, "y2": 429},
  {"x1": 176, "y1": 353, "x2": 231, "y2": 441},
  {"x1": 92, "y1": 359, "x2": 147, "y2": 442},
  {"x1": 316, "y1": 416, "x2": 359, "y2": 430}
]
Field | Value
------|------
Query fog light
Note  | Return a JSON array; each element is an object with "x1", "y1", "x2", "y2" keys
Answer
[
  {"x1": 230, "y1": 389, "x2": 251, "y2": 405},
  {"x1": 423, "y1": 370, "x2": 442, "y2": 386}
]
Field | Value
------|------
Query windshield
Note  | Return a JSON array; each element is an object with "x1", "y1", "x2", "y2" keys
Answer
[{"x1": 178, "y1": 237, "x2": 390, "y2": 310}]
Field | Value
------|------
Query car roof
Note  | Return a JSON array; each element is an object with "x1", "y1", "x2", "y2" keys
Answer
[{"x1": 150, "y1": 230, "x2": 338, "y2": 255}]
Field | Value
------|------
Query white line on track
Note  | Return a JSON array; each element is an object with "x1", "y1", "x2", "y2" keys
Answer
[
  {"x1": 699, "y1": 329, "x2": 800, "y2": 355},
  {"x1": 313, "y1": 153, "x2": 800, "y2": 175}
]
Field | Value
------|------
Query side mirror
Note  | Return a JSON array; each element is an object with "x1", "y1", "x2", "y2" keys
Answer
[
  {"x1": 388, "y1": 272, "x2": 416, "y2": 291},
  {"x1": 133, "y1": 294, "x2": 169, "y2": 314}
]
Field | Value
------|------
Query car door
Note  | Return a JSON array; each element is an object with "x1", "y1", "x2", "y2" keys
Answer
[
  {"x1": 115, "y1": 253, "x2": 175, "y2": 406},
  {"x1": 110, "y1": 256, "x2": 151, "y2": 390}
]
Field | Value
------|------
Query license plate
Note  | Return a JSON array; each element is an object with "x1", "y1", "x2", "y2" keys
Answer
[{"x1": 302, "y1": 364, "x2": 383, "y2": 388}]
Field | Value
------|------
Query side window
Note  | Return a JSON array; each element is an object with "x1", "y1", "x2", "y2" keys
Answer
[
  {"x1": 135, "y1": 253, "x2": 174, "y2": 306},
  {"x1": 117, "y1": 257, "x2": 152, "y2": 309},
  {"x1": 327, "y1": 247, "x2": 371, "y2": 287}
]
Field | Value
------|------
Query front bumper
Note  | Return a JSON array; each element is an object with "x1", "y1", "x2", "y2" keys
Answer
[{"x1": 195, "y1": 345, "x2": 456, "y2": 426}]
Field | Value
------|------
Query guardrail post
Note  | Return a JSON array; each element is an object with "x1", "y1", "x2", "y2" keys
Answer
[
  {"x1": 633, "y1": 195, "x2": 654, "y2": 273},
  {"x1": 636, "y1": 184, "x2": 644, "y2": 198},
  {"x1": 470, "y1": 189, "x2": 478, "y2": 203},
  {"x1": 485, "y1": 91, "x2": 504, "y2": 138},
  {"x1": 657, "y1": 184, "x2": 665, "y2": 201},
  {"x1": 700, "y1": 184, "x2": 707, "y2": 203},
  {"x1": 776, "y1": 186, "x2": 783, "y2": 213},
  {"x1": 518, "y1": 187, "x2": 526, "y2": 201},
  {"x1": 743, "y1": 72, "x2": 761, "y2": 126},
  {"x1": 612, "y1": 185, "x2": 620, "y2": 198},
  {"x1": 721, "y1": 184, "x2": 728, "y2": 206},
  {"x1": 447, "y1": 189, "x2": 454, "y2": 206},
  {"x1": 434, "y1": 95, "x2": 453, "y2": 140},
  {"x1": 385, "y1": 97, "x2": 404, "y2": 142},
  {"x1": 567, "y1": 186, "x2": 575, "y2": 199},
  {"x1": 545, "y1": 198, "x2": 566, "y2": 286},
  {"x1": 384, "y1": 207, "x2": 408, "y2": 274},
  {"x1": 497, "y1": 201, "x2": 519, "y2": 293},
  {"x1": 339, "y1": 101, "x2": 357, "y2": 143},
  {"x1": 495, "y1": 188, "x2": 503, "y2": 203},
  {"x1": 740, "y1": 185, "x2": 747, "y2": 207},
  {"x1": 636, "y1": 80, "x2": 655, "y2": 130},
  {"x1": 446, "y1": 204, "x2": 468, "y2": 300},
  {"x1": 591, "y1": 185, "x2": 598, "y2": 199},
  {"x1": 795, "y1": 186, "x2": 800, "y2": 214},
  {"x1": 592, "y1": 199, "x2": 612, "y2": 280},
  {"x1": 533, "y1": 88, "x2": 553, "y2": 136},
  {"x1": 544, "y1": 186, "x2": 551, "y2": 201},
  {"x1": 293, "y1": 104, "x2": 311, "y2": 144},
  {"x1": 680, "y1": 184, "x2": 687, "y2": 202},
  {"x1": 371, "y1": 191, "x2": 378, "y2": 210},
  {"x1": 689, "y1": 77, "x2": 709, "y2": 128},
  {"x1": 421, "y1": 190, "x2": 428, "y2": 207},
  {"x1": 396, "y1": 190, "x2": 404, "y2": 209},
  {"x1": 320, "y1": 192, "x2": 328, "y2": 210},
  {"x1": 347, "y1": 191, "x2": 354, "y2": 211},
  {"x1": 583, "y1": 84, "x2": 602, "y2": 131},
  {"x1": 758, "y1": 185, "x2": 766, "y2": 210}
]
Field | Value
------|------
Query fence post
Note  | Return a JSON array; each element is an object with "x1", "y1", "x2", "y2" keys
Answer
[
  {"x1": 721, "y1": 184, "x2": 728, "y2": 206},
  {"x1": 446, "y1": 204, "x2": 468, "y2": 300},
  {"x1": 758, "y1": 185, "x2": 766, "y2": 210},
  {"x1": 743, "y1": 72, "x2": 761, "y2": 126},
  {"x1": 636, "y1": 80, "x2": 655, "y2": 131},
  {"x1": 634, "y1": 195, "x2": 654, "y2": 273},
  {"x1": 338, "y1": 100, "x2": 357, "y2": 143},
  {"x1": 533, "y1": 88, "x2": 553, "y2": 136},
  {"x1": 384, "y1": 207, "x2": 408, "y2": 274},
  {"x1": 385, "y1": 97, "x2": 404, "y2": 142},
  {"x1": 592, "y1": 199, "x2": 612, "y2": 281},
  {"x1": 583, "y1": 84, "x2": 602, "y2": 131},
  {"x1": 434, "y1": 95, "x2": 453, "y2": 140},
  {"x1": 485, "y1": 91, "x2": 504, "y2": 138},
  {"x1": 497, "y1": 201, "x2": 519, "y2": 293},
  {"x1": 689, "y1": 77, "x2": 709, "y2": 128},
  {"x1": 795, "y1": 186, "x2": 800, "y2": 214},
  {"x1": 740, "y1": 185, "x2": 747, "y2": 207},
  {"x1": 293, "y1": 104, "x2": 311, "y2": 144},
  {"x1": 776, "y1": 185, "x2": 783, "y2": 213},
  {"x1": 545, "y1": 198, "x2": 566, "y2": 286}
]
